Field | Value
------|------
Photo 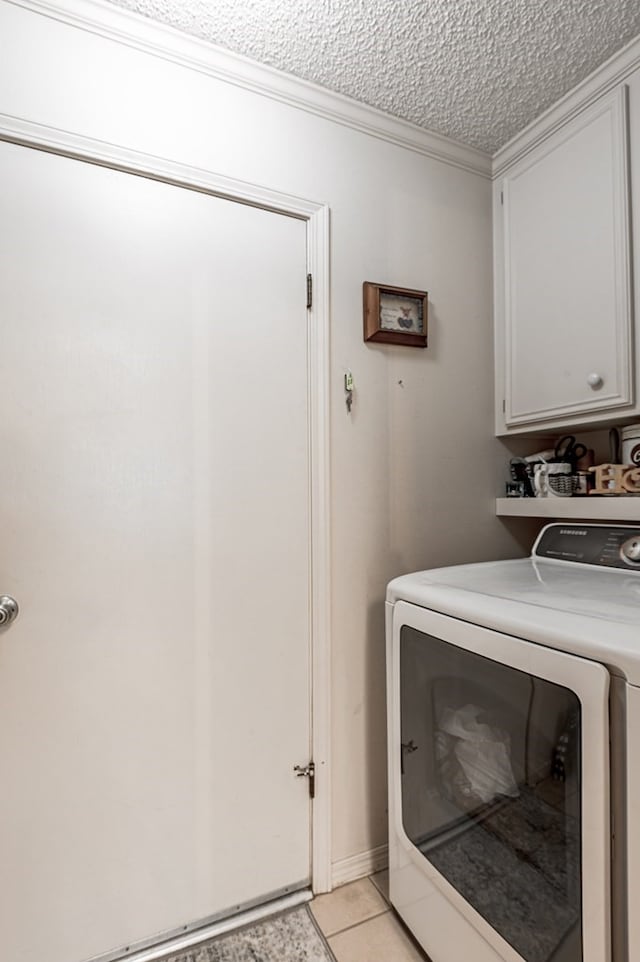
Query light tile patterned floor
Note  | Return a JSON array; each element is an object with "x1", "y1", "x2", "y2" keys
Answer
[{"x1": 310, "y1": 873, "x2": 430, "y2": 962}]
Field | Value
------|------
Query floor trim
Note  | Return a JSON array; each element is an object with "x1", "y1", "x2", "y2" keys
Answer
[{"x1": 331, "y1": 844, "x2": 389, "y2": 888}]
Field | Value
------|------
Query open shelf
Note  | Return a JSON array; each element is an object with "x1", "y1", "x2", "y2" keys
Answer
[{"x1": 496, "y1": 497, "x2": 640, "y2": 521}]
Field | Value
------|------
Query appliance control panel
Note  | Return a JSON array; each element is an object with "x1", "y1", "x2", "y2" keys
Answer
[{"x1": 533, "y1": 524, "x2": 640, "y2": 570}]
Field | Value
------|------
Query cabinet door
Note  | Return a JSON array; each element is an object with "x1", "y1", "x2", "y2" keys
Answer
[{"x1": 501, "y1": 87, "x2": 632, "y2": 429}]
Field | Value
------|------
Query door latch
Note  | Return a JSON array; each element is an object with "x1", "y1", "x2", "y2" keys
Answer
[
  {"x1": 400, "y1": 739, "x2": 418, "y2": 775},
  {"x1": 293, "y1": 761, "x2": 315, "y2": 798}
]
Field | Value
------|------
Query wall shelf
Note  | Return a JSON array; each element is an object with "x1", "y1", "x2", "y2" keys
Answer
[{"x1": 496, "y1": 497, "x2": 640, "y2": 521}]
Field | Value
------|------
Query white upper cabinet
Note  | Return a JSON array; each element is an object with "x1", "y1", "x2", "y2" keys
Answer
[{"x1": 495, "y1": 87, "x2": 633, "y2": 434}]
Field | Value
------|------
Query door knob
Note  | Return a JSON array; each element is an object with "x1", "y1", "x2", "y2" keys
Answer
[{"x1": 0, "y1": 595, "x2": 19, "y2": 627}]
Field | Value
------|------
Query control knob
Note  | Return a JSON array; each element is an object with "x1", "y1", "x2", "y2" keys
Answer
[{"x1": 620, "y1": 537, "x2": 640, "y2": 565}]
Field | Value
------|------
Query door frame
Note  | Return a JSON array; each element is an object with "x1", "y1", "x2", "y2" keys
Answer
[{"x1": 0, "y1": 113, "x2": 333, "y2": 894}]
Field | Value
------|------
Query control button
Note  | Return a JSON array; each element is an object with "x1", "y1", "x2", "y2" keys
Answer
[{"x1": 620, "y1": 537, "x2": 640, "y2": 565}]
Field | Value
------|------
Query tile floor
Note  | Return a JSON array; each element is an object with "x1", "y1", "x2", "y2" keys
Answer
[{"x1": 310, "y1": 872, "x2": 430, "y2": 962}]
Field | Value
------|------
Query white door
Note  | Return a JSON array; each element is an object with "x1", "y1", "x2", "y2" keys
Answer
[{"x1": 0, "y1": 141, "x2": 312, "y2": 962}]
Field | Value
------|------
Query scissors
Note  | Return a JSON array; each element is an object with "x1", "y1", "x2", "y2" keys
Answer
[{"x1": 554, "y1": 435, "x2": 587, "y2": 469}]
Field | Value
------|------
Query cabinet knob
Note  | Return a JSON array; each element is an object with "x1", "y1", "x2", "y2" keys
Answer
[{"x1": 587, "y1": 372, "x2": 603, "y2": 389}]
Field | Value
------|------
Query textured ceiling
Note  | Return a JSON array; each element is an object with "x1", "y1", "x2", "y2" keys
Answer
[{"x1": 105, "y1": 0, "x2": 640, "y2": 153}]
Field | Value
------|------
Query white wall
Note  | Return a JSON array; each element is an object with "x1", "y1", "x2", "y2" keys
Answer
[{"x1": 0, "y1": 0, "x2": 537, "y2": 878}]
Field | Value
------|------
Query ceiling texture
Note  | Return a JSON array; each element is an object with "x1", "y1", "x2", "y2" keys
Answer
[{"x1": 106, "y1": 0, "x2": 640, "y2": 153}]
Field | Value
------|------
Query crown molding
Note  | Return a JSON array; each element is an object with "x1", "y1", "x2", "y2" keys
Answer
[
  {"x1": 493, "y1": 31, "x2": 640, "y2": 178},
  {"x1": 5, "y1": 0, "x2": 491, "y2": 178}
]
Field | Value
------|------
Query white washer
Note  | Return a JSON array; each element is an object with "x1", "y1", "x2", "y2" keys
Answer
[{"x1": 386, "y1": 524, "x2": 640, "y2": 962}]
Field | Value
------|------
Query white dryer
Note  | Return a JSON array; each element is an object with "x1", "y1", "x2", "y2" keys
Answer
[{"x1": 386, "y1": 524, "x2": 640, "y2": 962}]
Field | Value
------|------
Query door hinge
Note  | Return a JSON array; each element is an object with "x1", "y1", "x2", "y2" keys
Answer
[
  {"x1": 306, "y1": 273, "x2": 312, "y2": 310},
  {"x1": 500, "y1": 190, "x2": 504, "y2": 205},
  {"x1": 294, "y1": 760, "x2": 315, "y2": 799},
  {"x1": 502, "y1": 398, "x2": 506, "y2": 413}
]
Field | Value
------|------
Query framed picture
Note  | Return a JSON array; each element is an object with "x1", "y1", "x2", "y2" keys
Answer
[{"x1": 363, "y1": 282, "x2": 428, "y2": 348}]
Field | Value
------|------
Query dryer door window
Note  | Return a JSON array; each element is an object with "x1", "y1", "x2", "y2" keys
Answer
[{"x1": 400, "y1": 626, "x2": 582, "y2": 962}]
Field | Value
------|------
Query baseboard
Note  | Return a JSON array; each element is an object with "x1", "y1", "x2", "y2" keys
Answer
[{"x1": 331, "y1": 844, "x2": 389, "y2": 888}]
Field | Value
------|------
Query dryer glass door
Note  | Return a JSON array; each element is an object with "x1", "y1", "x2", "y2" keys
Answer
[{"x1": 392, "y1": 604, "x2": 610, "y2": 962}]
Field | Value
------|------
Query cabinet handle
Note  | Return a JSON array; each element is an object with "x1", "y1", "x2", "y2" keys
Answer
[{"x1": 587, "y1": 372, "x2": 603, "y2": 389}]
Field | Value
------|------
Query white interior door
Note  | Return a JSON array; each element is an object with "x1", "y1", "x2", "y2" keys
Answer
[{"x1": 0, "y1": 141, "x2": 311, "y2": 962}]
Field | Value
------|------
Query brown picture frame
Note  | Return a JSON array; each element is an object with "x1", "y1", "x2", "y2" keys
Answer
[{"x1": 363, "y1": 282, "x2": 428, "y2": 348}]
